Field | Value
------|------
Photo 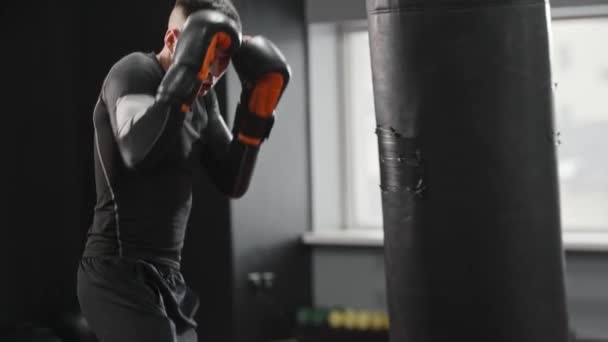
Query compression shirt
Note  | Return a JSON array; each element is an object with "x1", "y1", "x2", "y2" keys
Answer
[{"x1": 83, "y1": 52, "x2": 260, "y2": 268}]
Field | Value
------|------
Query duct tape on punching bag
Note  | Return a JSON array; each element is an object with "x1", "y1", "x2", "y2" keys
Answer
[{"x1": 365, "y1": 0, "x2": 571, "y2": 341}]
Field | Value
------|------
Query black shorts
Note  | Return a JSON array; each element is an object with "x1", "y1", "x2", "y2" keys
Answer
[{"x1": 77, "y1": 257, "x2": 199, "y2": 342}]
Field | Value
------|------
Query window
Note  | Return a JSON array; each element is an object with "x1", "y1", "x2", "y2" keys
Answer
[
  {"x1": 308, "y1": 15, "x2": 608, "y2": 243},
  {"x1": 342, "y1": 29, "x2": 382, "y2": 229},
  {"x1": 552, "y1": 17, "x2": 608, "y2": 232}
]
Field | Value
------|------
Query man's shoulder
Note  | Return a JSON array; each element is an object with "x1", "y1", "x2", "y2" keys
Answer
[
  {"x1": 102, "y1": 52, "x2": 163, "y2": 103},
  {"x1": 114, "y1": 52, "x2": 158, "y2": 69},
  {"x1": 107, "y1": 52, "x2": 162, "y2": 81}
]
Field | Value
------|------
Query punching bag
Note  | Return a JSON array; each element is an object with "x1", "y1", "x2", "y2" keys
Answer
[{"x1": 366, "y1": 0, "x2": 571, "y2": 341}]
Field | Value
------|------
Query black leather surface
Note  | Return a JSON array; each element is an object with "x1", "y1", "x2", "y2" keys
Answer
[{"x1": 366, "y1": 0, "x2": 570, "y2": 341}]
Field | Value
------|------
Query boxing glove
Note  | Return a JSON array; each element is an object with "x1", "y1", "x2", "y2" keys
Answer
[
  {"x1": 158, "y1": 9, "x2": 242, "y2": 112},
  {"x1": 232, "y1": 36, "x2": 291, "y2": 146}
]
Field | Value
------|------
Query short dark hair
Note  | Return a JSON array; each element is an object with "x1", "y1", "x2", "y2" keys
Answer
[{"x1": 175, "y1": 0, "x2": 241, "y2": 28}]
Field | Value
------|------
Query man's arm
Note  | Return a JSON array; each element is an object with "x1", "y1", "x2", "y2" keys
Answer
[
  {"x1": 104, "y1": 10, "x2": 241, "y2": 171},
  {"x1": 103, "y1": 63, "x2": 185, "y2": 170},
  {"x1": 200, "y1": 91, "x2": 260, "y2": 198},
  {"x1": 201, "y1": 36, "x2": 291, "y2": 198}
]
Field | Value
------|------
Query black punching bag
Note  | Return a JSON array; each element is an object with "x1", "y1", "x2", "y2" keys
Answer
[{"x1": 366, "y1": 0, "x2": 570, "y2": 341}]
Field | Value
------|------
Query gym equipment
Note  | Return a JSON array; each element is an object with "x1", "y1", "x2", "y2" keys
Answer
[{"x1": 366, "y1": 0, "x2": 571, "y2": 341}]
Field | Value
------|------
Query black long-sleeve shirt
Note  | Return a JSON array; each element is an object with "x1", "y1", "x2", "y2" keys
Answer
[{"x1": 83, "y1": 52, "x2": 260, "y2": 268}]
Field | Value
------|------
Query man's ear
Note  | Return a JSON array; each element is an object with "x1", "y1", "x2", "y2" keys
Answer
[{"x1": 164, "y1": 29, "x2": 180, "y2": 56}]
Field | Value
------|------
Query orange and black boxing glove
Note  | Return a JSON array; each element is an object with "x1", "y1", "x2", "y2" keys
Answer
[
  {"x1": 232, "y1": 36, "x2": 291, "y2": 146},
  {"x1": 157, "y1": 10, "x2": 241, "y2": 112}
]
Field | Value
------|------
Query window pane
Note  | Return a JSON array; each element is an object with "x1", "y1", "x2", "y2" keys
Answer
[
  {"x1": 553, "y1": 18, "x2": 608, "y2": 231},
  {"x1": 344, "y1": 30, "x2": 383, "y2": 228}
]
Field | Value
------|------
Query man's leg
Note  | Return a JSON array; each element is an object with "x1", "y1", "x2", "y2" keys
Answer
[
  {"x1": 80, "y1": 291, "x2": 179, "y2": 342},
  {"x1": 77, "y1": 258, "x2": 186, "y2": 342}
]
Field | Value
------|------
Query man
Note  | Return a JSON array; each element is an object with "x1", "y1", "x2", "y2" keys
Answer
[{"x1": 76, "y1": 0, "x2": 291, "y2": 341}]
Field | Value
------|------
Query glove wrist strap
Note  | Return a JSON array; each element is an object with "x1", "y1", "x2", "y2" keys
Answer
[{"x1": 233, "y1": 103, "x2": 275, "y2": 142}]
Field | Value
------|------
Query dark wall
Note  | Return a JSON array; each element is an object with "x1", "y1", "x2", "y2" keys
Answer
[
  {"x1": 227, "y1": 0, "x2": 313, "y2": 341},
  {"x1": 306, "y1": 0, "x2": 367, "y2": 23},
  {"x1": 2, "y1": 1, "x2": 88, "y2": 328},
  {"x1": 565, "y1": 252, "x2": 608, "y2": 339}
]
